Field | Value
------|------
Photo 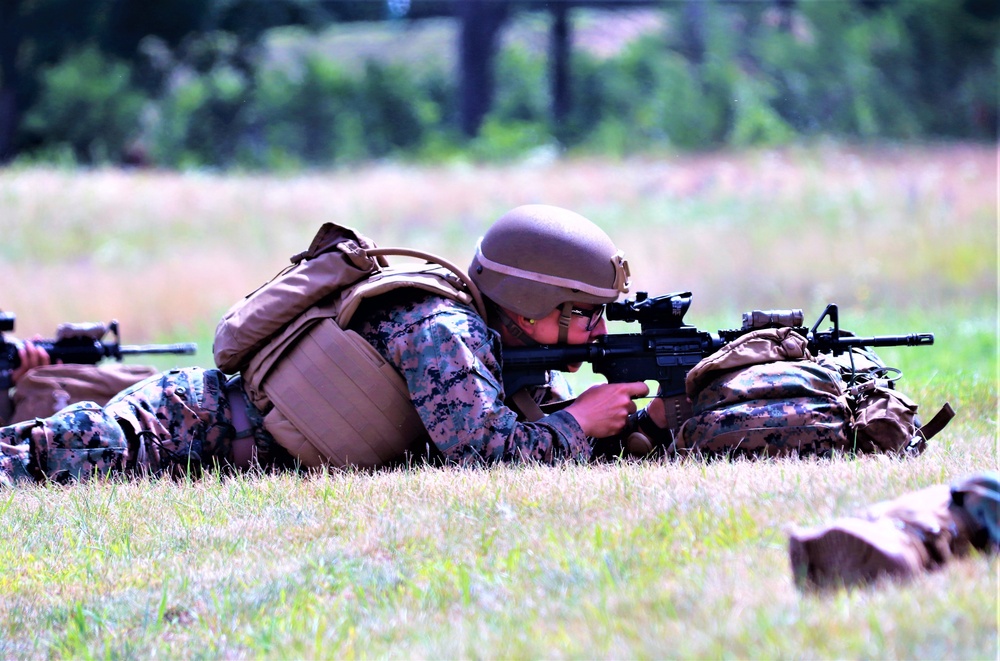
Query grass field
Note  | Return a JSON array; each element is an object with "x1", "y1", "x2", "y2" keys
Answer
[{"x1": 0, "y1": 142, "x2": 997, "y2": 658}]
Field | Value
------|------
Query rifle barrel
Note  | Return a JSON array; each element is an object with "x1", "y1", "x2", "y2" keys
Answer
[
  {"x1": 819, "y1": 333, "x2": 934, "y2": 348},
  {"x1": 117, "y1": 343, "x2": 198, "y2": 356}
]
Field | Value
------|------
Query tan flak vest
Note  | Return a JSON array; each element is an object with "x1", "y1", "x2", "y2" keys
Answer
[{"x1": 213, "y1": 223, "x2": 486, "y2": 469}]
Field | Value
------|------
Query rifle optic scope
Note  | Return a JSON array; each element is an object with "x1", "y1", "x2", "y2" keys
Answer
[{"x1": 607, "y1": 291, "x2": 692, "y2": 329}]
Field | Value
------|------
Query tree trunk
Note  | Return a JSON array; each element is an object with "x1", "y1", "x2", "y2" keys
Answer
[
  {"x1": 0, "y1": 0, "x2": 22, "y2": 163},
  {"x1": 457, "y1": 0, "x2": 510, "y2": 137},
  {"x1": 550, "y1": 2, "x2": 571, "y2": 124},
  {"x1": 679, "y1": 0, "x2": 706, "y2": 66}
]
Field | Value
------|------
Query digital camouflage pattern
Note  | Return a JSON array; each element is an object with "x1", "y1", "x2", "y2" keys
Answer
[
  {"x1": 0, "y1": 400, "x2": 125, "y2": 487},
  {"x1": 816, "y1": 349, "x2": 927, "y2": 455},
  {"x1": 673, "y1": 359, "x2": 853, "y2": 457},
  {"x1": 104, "y1": 367, "x2": 285, "y2": 477},
  {"x1": 0, "y1": 290, "x2": 592, "y2": 486},
  {"x1": 0, "y1": 367, "x2": 292, "y2": 486},
  {"x1": 351, "y1": 290, "x2": 591, "y2": 464}
]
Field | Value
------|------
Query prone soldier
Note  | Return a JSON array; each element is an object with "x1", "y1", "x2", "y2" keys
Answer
[
  {"x1": 1, "y1": 318, "x2": 168, "y2": 428},
  {"x1": 1, "y1": 205, "x2": 672, "y2": 486},
  {"x1": 0, "y1": 336, "x2": 51, "y2": 425}
]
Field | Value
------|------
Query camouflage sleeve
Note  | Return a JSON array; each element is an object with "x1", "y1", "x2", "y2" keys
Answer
[
  {"x1": 356, "y1": 295, "x2": 592, "y2": 465},
  {"x1": 531, "y1": 370, "x2": 574, "y2": 406}
]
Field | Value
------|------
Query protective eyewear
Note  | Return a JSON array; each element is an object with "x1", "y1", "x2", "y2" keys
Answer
[{"x1": 571, "y1": 304, "x2": 605, "y2": 331}]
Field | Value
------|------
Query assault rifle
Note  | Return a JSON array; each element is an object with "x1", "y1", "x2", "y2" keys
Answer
[
  {"x1": 0, "y1": 312, "x2": 197, "y2": 389},
  {"x1": 501, "y1": 292, "x2": 933, "y2": 433}
]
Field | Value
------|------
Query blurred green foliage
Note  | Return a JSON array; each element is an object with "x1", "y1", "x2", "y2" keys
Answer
[
  {"x1": 9, "y1": 0, "x2": 998, "y2": 169},
  {"x1": 21, "y1": 47, "x2": 146, "y2": 164}
]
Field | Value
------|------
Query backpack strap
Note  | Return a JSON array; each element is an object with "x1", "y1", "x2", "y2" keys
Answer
[
  {"x1": 917, "y1": 402, "x2": 956, "y2": 442},
  {"x1": 365, "y1": 247, "x2": 487, "y2": 320}
]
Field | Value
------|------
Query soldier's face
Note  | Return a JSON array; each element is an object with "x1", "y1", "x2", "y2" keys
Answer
[{"x1": 518, "y1": 303, "x2": 607, "y2": 346}]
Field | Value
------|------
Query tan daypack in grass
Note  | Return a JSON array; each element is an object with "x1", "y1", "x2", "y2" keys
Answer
[
  {"x1": 10, "y1": 363, "x2": 158, "y2": 424},
  {"x1": 789, "y1": 472, "x2": 997, "y2": 590},
  {"x1": 214, "y1": 222, "x2": 487, "y2": 468}
]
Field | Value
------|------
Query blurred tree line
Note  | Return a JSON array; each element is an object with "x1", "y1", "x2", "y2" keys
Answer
[{"x1": 0, "y1": 0, "x2": 996, "y2": 169}]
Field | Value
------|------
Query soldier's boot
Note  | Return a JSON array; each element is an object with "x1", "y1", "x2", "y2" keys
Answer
[
  {"x1": 789, "y1": 474, "x2": 1000, "y2": 590},
  {"x1": 1, "y1": 439, "x2": 33, "y2": 487},
  {"x1": 1, "y1": 417, "x2": 40, "y2": 487},
  {"x1": 0, "y1": 401, "x2": 126, "y2": 487}
]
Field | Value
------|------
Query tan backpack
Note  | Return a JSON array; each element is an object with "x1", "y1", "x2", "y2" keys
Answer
[
  {"x1": 816, "y1": 348, "x2": 954, "y2": 454},
  {"x1": 214, "y1": 223, "x2": 487, "y2": 468},
  {"x1": 214, "y1": 223, "x2": 387, "y2": 374}
]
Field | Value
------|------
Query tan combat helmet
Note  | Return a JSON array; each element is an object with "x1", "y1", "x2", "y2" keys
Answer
[{"x1": 469, "y1": 204, "x2": 630, "y2": 343}]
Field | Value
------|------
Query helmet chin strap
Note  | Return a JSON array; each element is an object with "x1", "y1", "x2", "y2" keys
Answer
[
  {"x1": 557, "y1": 301, "x2": 573, "y2": 344},
  {"x1": 493, "y1": 301, "x2": 573, "y2": 345},
  {"x1": 494, "y1": 305, "x2": 540, "y2": 347}
]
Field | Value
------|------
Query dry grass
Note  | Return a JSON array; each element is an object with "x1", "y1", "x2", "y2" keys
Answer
[
  {"x1": 1, "y1": 451, "x2": 996, "y2": 658},
  {"x1": 1, "y1": 142, "x2": 994, "y2": 344},
  {"x1": 0, "y1": 142, "x2": 996, "y2": 658}
]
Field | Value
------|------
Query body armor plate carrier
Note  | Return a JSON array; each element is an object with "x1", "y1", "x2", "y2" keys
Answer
[{"x1": 213, "y1": 223, "x2": 486, "y2": 468}]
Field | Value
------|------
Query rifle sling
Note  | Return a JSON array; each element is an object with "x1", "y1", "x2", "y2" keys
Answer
[
  {"x1": 661, "y1": 394, "x2": 693, "y2": 436},
  {"x1": 510, "y1": 388, "x2": 544, "y2": 423}
]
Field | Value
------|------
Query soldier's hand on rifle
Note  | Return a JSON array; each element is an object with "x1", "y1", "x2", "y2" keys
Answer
[
  {"x1": 11, "y1": 336, "x2": 52, "y2": 385},
  {"x1": 565, "y1": 381, "x2": 649, "y2": 438}
]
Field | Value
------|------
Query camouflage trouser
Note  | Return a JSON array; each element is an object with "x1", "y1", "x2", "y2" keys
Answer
[
  {"x1": 0, "y1": 367, "x2": 293, "y2": 487},
  {"x1": 0, "y1": 400, "x2": 125, "y2": 486}
]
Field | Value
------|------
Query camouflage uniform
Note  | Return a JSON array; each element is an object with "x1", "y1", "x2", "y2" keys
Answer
[
  {"x1": 0, "y1": 368, "x2": 294, "y2": 487},
  {"x1": 1, "y1": 401, "x2": 125, "y2": 486},
  {"x1": 1, "y1": 290, "x2": 595, "y2": 486},
  {"x1": 350, "y1": 290, "x2": 591, "y2": 465}
]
